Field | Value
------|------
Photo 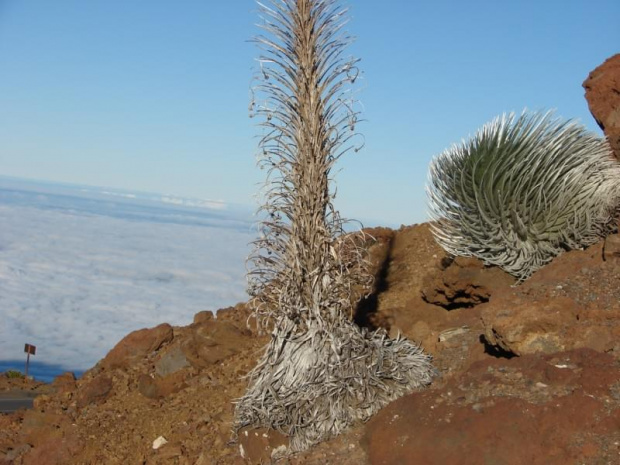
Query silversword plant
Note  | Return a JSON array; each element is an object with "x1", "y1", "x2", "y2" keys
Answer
[
  {"x1": 234, "y1": 0, "x2": 435, "y2": 452},
  {"x1": 427, "y1": 110, "x2": 620, "y2": 281}
]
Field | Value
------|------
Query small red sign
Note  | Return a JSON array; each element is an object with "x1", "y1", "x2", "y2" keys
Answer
[{"x1": 24, "y1": 344, "x2": 36, "y2": 355}]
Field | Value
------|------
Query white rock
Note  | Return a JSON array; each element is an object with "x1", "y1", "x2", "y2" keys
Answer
[
  {"x1": 152, "y1": 436, "x2": 168, "y2": 450},
  {"x1": 271, "y1": 444, "x2": 287, "y2": 458}
]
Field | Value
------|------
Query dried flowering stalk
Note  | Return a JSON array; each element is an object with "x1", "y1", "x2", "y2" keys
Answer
[{"x1": 234, "y1": 0, "x2": 435, "y2": 452}]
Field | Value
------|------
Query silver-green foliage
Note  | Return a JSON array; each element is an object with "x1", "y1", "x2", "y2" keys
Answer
[
  {"x1": 427, "y1": 110, "x2": 620, "y2": 281},
  {"x1": 234, "y1": 0, "x2": 435, "y2": 453}
]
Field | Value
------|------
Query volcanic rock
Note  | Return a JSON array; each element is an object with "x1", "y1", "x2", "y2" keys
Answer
[
  {"x1": 101, "y1": 323, "x2": 174, "y2": 370},
  {"x1": 583, "y1": 53, "x2": 620, "y2": 159},
  {"x1": 20, "y1": 433, "x2": 80, "y2": 465},
  {"x1": 363, "y1": 349, "x2": 620, "y2": 465},
  {"x1": 137, "y1": 372, "x2": 188, "y2": 400},
  {"x1": 421, "y1": 256, "x2": 514, "y2": 309},
  {"x1": 215, "y1": 303, "x2": 255, "y2": 331},
  {"x1": 481, "y1": 240, "x2": 620, "y2": 357},
  {"x1": 193, "y1": 310, "x2": 214, "y2": 324},
  {"x1": 51, "y1": 372, "x2": 76, "y2": 395},
  {"x1": 75, "y1": 375, "x2": 113, "y2": 408},
  {"x1": 604, "y1": 231, "x2": 620, "y2": 260},
  {"x1": 155, "y1": 344, "x2": 190, "y2": 377},
  {"x1": 181, "y1": 319, "x2": 253, "y2": 369}
]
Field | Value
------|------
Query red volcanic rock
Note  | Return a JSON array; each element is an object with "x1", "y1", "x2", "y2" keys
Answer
[
  {"x1": 481, "y1": 295, "x2": 580, "y2": 356},
  {"x1": 51, "y1": 372, "x2": 76, "y2": 395},
  {"x1": 21, "y1": 432, "x2": 80, "y2": 465},
  {"x1": 421, "y1": 256, "x2": 514, "y2": 309},
  {"x1": 137, "y1": 371, "x2": 187, "y2": 400},
  {"x1": 193, "y1": 310, "x2": 214, "y2": 324},
  {"x1": 583, "y1": 54, "x2": 620, "y2": 159},
  {"x1": 215, "y1": 302, "x2": 257, "y2": 332},
  {"x1": 20, "y1": 411, "x2": 69, "y2": 448},
  {"x1": 181, "y1": 319, "x2": 253, "y2": 369},
  {"x1": 481, "y1": 239, "x2": 620, "y2": 357},
  {"x1": 154, "y1": 344, "x2": 190, "y2": 377},
  {"x1": 604, "y1": 232, "x2": 620, "y2": 259},
  {"x1": 364, "y1": 349, "x2": 620, "y2": 465},
  {"x1": 101, "y1": 323, "x2": 174, "y2": 370},
  {"x1": 76, "y1": 375, "x2": 113, "y2": 408}
]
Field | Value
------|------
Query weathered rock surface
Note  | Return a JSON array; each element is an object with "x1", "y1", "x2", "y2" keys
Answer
[
  {"x1": 181, "y1": 318, "x2": 254, "y2": 369},
  {"x1": 21, "y1": 433, "x2": 80, "y2": 465},
  {"x1": 75, "y1": 375, "x2": 113, "y2": 408},
  {"x1": 421, "y1": 256, "x2": 514, "y2": 309},
  {"x1": 584, "y1": 53, "x2": 620, "y2": 159},
  {"x1": 364, "y1": 349, "x2": 620, "y2": 465},
  {"x1": 481, "y1": 237, "x2": 620, "y2": 358},
  {"x1": 50, "y1": 372, "x2": 76, "y2": 395},
  {"x1": 101, "y1": 323, "x2": 174, "y2": 370},
  {"x1": 137, "y1": 371, "x2": 188, "y2": 400},
  {"x1": 155, "y1": 344, "x2": 190, "y2": 377}
]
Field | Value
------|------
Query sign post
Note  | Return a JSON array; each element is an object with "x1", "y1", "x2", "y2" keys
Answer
[{"x1": 24, "y1": 344, "x2": 36, "y2": 378}]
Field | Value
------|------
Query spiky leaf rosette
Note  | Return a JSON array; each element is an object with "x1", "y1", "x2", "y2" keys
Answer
[
  {"x1": 427, "y1": 110, "x2": 620, "y2": 281},
  {"x1": 235, "y1": 0, "x2": 435, "y2": 453},
  {"x1": 235, "y1": 322, "x2": 434, "y2": 452}
]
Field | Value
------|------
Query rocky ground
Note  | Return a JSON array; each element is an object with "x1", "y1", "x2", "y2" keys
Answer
[
  {"x1": 2, "y1": 223, "x2": 620, "y2": 465},
  {"x1": 2, "y1": 56, "x2": 620, "y2": 465}
]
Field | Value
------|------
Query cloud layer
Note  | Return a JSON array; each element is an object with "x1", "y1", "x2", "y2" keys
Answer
[{"x1": 0, "y1": 180, "x2": 254, "y2": 379}]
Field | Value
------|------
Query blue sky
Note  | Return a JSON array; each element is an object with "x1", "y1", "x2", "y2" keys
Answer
[{"x1": 0, "y1": 1, "x2": 618, "y2": 226}]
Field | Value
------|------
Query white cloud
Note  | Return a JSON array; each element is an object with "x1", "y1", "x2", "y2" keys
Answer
[{"x1": 0, "y1": 184, "x2": 254, "y2": 378}]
